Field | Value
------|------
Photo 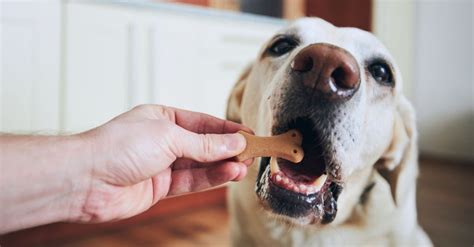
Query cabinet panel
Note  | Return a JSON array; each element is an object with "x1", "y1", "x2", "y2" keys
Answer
[
  {"x1": 151, "y1": 13, "x2": 281, "y2": 118},
  {"x1": 0, "y1": 1, "x2": 60, "y2": 133},
  {"x1": 62, "y1": 2, "x2": 282, "y2": 132},
  {"x1": 1, "y1": 24, "x2": 34, "y2": 132},
  {"x1": 63, "y1": 4, "x2": 131, "y2": 133}
]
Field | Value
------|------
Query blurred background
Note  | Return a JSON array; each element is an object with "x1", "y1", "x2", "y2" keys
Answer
[{"x1": 1, "y1": 0, "x2": 472, "y2": 246}]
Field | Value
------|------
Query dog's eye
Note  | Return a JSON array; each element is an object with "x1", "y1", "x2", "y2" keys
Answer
[
  {"x1": 268, "y1": 37, "x2": 298, "y2": 56},
  {"x1": 368, "y1": 62, "x2": 393, "y2": 85}
]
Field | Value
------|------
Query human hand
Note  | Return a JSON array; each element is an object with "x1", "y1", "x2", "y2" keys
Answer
[{"x1": 77, "y1": 105, "x2": 252, "y2": 223}]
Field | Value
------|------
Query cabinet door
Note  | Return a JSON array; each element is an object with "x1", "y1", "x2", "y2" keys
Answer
[
  {"x1": 0, "y1": 1, "x2": 60, "y2": 133},
  {"x1": 63, "y1": 2, "x2": 282, "y2": 132},
  {"x1": 151, "y1": 13, "x2": 281, "y2": 118},
  {"x1": 63, "y1": 3, "x2": 132, "y2": 133},
  {"x1": 197, "y1": 18, "x2": 282, "y2": 118}
]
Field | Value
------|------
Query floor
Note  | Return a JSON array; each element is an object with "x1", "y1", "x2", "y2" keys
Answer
[
  {"x1": 59, "y1": 205, "x2": 230, "y2": 247},
  {"x1": 416, "y1": 157, "x2": 474, "y2": 246},
  {"x1": 19, "y1": 158, "x2": 474, "y2": 246}
]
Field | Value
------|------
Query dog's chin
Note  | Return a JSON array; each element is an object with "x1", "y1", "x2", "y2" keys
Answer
[
  {"x1": 255, "y1": 117, "x2": 343, "y2": 226},
  {"x1": 256, "y1": 162, "x2": 343, "y2": 226}
]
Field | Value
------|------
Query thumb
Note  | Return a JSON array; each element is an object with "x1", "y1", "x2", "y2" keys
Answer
[{"x1": 172, "y1": 127, "x2": 246, "y2": 163}]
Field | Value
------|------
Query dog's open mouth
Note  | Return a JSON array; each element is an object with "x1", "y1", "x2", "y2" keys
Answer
[{"x1": 256, "y1": 117, "x2": 343, "y2": 224}]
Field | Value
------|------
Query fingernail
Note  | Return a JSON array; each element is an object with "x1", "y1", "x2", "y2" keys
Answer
[
  {"x1": 243, "y1": 158, "x2": 254, "y2": 166},
  {"x1": 232, "y1": 164, "x2": 247, "y2": 181},
  {"x1": 224, "y1": 133, "x2": 246, "y2": 153}
]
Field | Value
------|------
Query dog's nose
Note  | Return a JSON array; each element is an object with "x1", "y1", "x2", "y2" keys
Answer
[{"x1": 291, "y1": 43, "x2": 360, "y2": 100}]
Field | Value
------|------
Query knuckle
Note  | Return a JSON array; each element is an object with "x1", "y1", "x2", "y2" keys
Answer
[
  {"x1": 133, "y1": 104, "x2": 169, "y2": 119},
  {"x1": 200, "y1": 134, "x2": 214, "y2": 162},
  {"x1": 133, "y1": 104, "x2": 152, "y2": 111}
]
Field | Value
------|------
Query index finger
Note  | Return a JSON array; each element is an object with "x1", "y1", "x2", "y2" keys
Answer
[
  {"x1": 170, "y1": 107, "x2": 254, "y2": 134},
  {"x1": 166, "y1": 161, "x2": 248, "y2": 196}
]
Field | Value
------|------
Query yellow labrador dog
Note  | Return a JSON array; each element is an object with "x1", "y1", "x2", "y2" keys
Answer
[{"x1": 226, "y1": 18, "x2": 432, "y2": 246}]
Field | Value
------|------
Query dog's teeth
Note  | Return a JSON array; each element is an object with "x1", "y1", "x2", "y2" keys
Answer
[
  {"x1": 269, "y1": 157, "x2": 280, "y2": 174},
  {"x1": 311, "y1": 174, "x2": 328, "y2": 191},
  {"x1": 293, "y1": 185, "x2": 300, "y2": 193},
  {"x1": 275, "y1": 174, "x2": 282, "y2": 182},
  {"x1": 283, "y1": 177, "x2": 289, "y2": 184},
  {"x1": 299, "y1": 184, "x2": 306, "y2": 191}
]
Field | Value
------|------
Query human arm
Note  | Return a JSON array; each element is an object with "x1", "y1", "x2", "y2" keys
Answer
[{"x1": 0, "y1": 105, "x2": 250, "y2": 233}]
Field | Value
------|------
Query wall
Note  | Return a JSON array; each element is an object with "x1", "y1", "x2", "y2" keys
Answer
[
  {"x1": 374, "y1": 0, "x2": 473, "y2": 161},
  {"x1": 373, "y1": 0, "x2": 415, "y2": 99},
  {"x1": 414, "y1": 0, "x2": 473, "y2": 161}
]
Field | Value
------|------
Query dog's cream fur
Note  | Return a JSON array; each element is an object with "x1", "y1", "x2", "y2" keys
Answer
[{"x1": 226, "y1": 18, "x2": 432, "y2": 246}]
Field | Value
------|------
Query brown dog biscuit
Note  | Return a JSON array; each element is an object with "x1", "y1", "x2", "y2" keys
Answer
[{"x1": 235, "y1": 130, "x2": 304, "y2": 163}]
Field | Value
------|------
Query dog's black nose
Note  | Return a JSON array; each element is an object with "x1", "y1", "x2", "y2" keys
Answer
[{"x1": 291, "y1": 43, "x2": 360, "y2": 100}]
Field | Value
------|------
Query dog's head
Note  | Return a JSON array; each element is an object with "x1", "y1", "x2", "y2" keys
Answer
[{"x1": 227, "y1": 18, "x2": 417, "y2": 226}]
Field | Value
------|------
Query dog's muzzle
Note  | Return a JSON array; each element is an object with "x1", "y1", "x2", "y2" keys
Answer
[{"x1": 254, "y1": 44, "x2": 360, "y2": 225}]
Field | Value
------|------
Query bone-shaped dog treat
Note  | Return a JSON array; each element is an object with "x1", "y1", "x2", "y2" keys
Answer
[{"x1": 235, "y1": 130, "x2": 304, "y2": 163}]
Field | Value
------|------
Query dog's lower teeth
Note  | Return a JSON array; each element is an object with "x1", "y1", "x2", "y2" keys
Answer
[
  {"x1": 293, "y1": 185, "x2": 300, "y2": 193},
  {"x1": 269, "y1": 156, "x2": 328, "y2": 195},
  {"x1": 271, "y1": 171, "x2": 327, "y2": 195}
]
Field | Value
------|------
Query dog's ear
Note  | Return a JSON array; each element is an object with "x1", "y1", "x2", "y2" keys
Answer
[
  {"x1": 375, "y1": 95, "x2": 418, "y2": 205},
  {"x1": 226, "y1": 65, "x2": 252, "y2": 123}
]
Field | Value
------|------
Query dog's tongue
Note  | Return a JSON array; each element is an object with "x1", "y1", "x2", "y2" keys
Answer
[
  {"x1": 278, "y1": 156, "x2": 325, "y2": 184},
  {"x1": 271, "y1": 157, "x2": 328, "y2": 195}
]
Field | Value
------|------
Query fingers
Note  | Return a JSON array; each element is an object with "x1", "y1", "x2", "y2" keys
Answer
[
  {"x1": 125, "y1": 104, "x2": 253, "y2": 134},
  {"x1": 173, "y1": 157, "x2": 255, "y2": 170},
  {"x1": 168, "y1": 106, "x2": 253, "y2": 134},
  {"x1": 150, "y1": 168, "x2": 172, "y2": 204},
  {"x1": 171, "y1": 127, "x2": 247, "y2": 163},
  {"x1": 167, "y1": 162, "x2": 247, "y2": 196}
]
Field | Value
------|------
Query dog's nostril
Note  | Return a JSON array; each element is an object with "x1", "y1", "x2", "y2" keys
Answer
[
  {"x1": 332, "y1": 66, "x2": 355, "y2": 90},
  {"x1": 332, "y1": 67, "x2": 347, "y2": 89}
]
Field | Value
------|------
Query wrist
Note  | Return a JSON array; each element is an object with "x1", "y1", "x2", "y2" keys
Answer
[
  {"x1": 29, "y1": 134, "x2": 95, "y2": 224},
  {"x1": 64, "y1": 132, "x2": 97, "y2": 223}
]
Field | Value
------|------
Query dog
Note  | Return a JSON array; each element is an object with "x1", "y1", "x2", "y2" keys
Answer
[{"x1": 226, "y1": 18, "x2": 432, "y2": 246}]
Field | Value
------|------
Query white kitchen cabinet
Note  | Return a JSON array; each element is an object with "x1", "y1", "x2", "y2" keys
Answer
[
  {"x1": 63, "y1": 3, "x2": 133, "y2": 132},
  {"x1": 62, "y1": 1, "x2": 283, "y2": 133},
  {"x1": 1, "y1": 1, "x2": 283, "y2": 134},
  {"x1": 0, "y1": 1, "x2": 61, "y2": 133},
  {"x1": 151, "y1": 10, "x2": 281, "y2": 118}
]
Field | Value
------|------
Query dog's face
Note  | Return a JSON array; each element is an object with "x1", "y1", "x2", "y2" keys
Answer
[{"x1": 227, "y1": 18, "x2": 412, "y2": 226}]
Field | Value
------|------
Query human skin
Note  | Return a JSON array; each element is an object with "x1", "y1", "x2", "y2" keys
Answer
[{"x1": 0, "y1": 104, "x2": 251, "y2": 233}]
